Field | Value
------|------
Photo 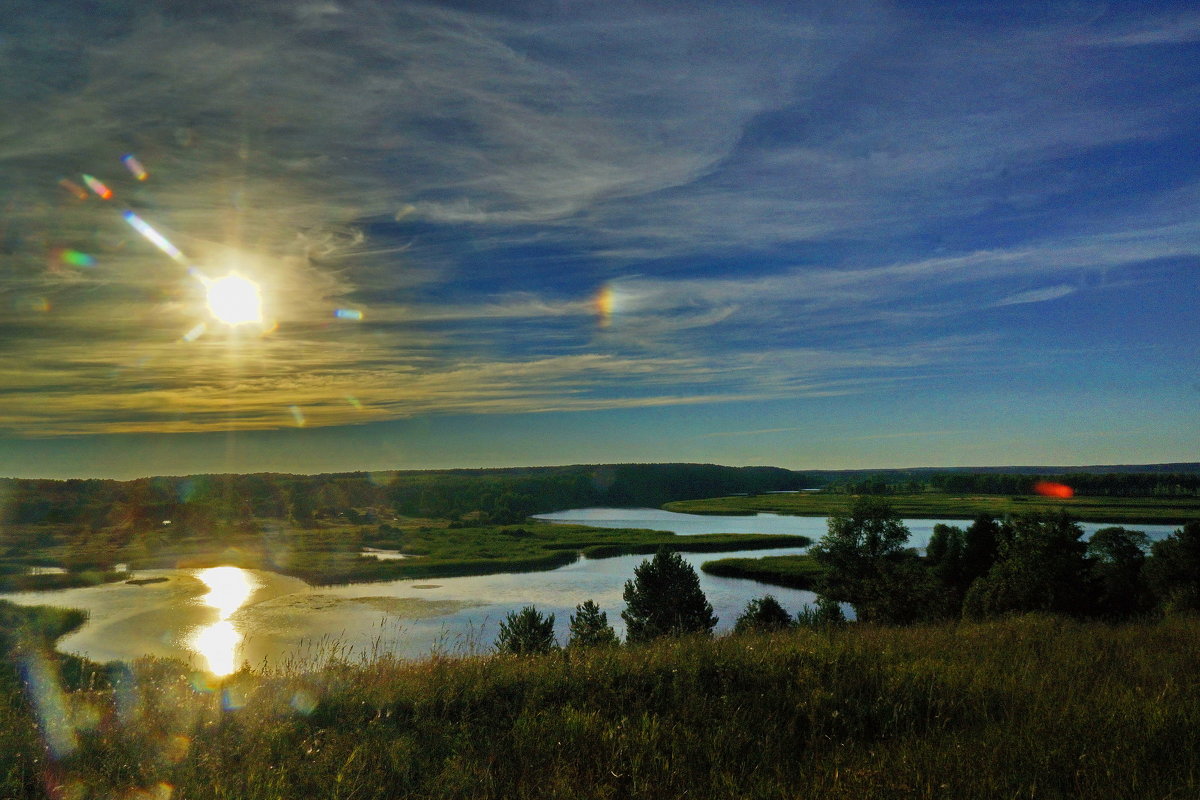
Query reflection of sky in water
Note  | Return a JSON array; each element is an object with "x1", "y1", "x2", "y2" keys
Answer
[{"x1": 189, "y1": 567, "x2": 260, "y2": 676}]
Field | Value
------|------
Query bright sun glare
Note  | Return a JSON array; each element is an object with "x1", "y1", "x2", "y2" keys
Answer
[
  {"x1": 206, "y1": 273, "x2": 263, "y2": 326},
  {"x1": 189, "y1": 566, "x2": 259, "y2": 676}
]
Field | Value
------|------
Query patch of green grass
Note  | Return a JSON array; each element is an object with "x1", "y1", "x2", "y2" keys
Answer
[
  {"x1": 3, "y1": 614, "x2": 1199, "y2": 799},
  {"x1": 666, "y1": 492, "x2": 1200, "y2": 524},
  {"x1": 701, "y1": 554, "x2": 824, "y2": 590},
  {"x1": 0, "y1": 569, "x2": 125, "y2": 593}
]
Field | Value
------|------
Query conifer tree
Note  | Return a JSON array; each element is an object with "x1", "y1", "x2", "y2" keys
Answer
[
  {"x1": 568, "y1": 600, "x2": 619, "y2": 648},
  {"x1": 622, "y1": 548, "x2": 717, "y2": 643}
]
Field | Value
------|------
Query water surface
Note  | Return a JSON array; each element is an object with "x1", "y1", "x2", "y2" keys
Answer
[{"x1": 2, "y1": 509, "x2": 1180, "y2": 671}]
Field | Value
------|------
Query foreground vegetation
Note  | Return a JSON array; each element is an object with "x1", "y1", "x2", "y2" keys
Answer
[
  {"x1": 3, "y1": 601, "x2": 1198, "y2": 799},
  {"x1": 666, "y1": 490, "x2": 1200, "y2": 524}
]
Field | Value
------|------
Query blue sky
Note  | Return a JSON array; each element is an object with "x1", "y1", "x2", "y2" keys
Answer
[{"x1": 0, "y1": 0, "x2": 1197, "y2": 479}]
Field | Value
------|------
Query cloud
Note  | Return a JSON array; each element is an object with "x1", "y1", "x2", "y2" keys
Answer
[
  {"x1": 993, "y1": 284, "x2": 1077, "y2": 307},
  {"x1": 1, "y1": 1, "x2": 1198, "y2": 439}
]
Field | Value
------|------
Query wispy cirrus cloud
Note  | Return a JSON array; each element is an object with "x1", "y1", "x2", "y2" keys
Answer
[
  {"x1": 993, "y1": 285, "x2": 1078, "y2": 307},
  {"x1": 1, "y1": 0, "x2": 1197, "y2": 445}
]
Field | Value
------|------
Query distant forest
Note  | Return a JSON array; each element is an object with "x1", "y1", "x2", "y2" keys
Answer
[{"x1": 1, "y1": 462, "x2": 1198, "y2": 529}]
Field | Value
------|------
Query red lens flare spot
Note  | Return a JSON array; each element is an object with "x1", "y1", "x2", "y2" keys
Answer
[{"x1": 1033, "y1": 481, "x2": 1074, "y2": 498}]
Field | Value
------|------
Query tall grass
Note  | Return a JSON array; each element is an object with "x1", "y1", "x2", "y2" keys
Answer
[{"x1": 4, "y1": 613, "x2": 1199, "y2": 799}]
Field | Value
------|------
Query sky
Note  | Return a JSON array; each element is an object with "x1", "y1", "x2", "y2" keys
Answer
[{"x1": 0, "y1": 0, "x2": 1197, "y2": 480}]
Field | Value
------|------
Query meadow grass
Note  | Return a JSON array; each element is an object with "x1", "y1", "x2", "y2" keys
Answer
[
  {"x1": 665, "y1": 491, "x2": 1200, "y2": 524},
  {"x1": 4, "y1": 607, "x2": 1198, "y2": 799}
]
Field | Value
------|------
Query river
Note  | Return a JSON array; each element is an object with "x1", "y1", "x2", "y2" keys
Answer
[{"x1": 0, "y1": 509, "x2": 1181, "y2": 672}]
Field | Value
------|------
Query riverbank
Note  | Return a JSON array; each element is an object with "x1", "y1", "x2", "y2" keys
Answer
[
  {"x1": 3, "y1": 605, "x2": 1197, "y2": 799},
  {"x1": 665, "y1": 492, "x2": 1200, "y2": 524}
]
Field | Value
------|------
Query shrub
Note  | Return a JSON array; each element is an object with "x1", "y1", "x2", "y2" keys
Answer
[
  {"x1": 733, "y1": 595, "x2": 794, "y2": 634},
  {"x1": 568, "y1": 600, "x2": 620, "y2": 648},
  {"x1": 495, "y1": 606, "x2": 558, "y2": 654}
]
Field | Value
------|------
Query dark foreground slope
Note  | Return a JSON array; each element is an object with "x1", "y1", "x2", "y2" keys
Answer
[{"x1": 3, "y1": 609, "x2": 1198, "y2": 799}]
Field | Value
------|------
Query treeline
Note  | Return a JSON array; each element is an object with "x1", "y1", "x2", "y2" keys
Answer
[
  {"x1": 3, "y1": 463, "x2": 1199, "y2": 538},
  {"x1": 818, "y1": 469, "x2": 1200, "y2": 497},
  {"x1": 385, "y1": 463, "x2": 807, "y2": 522},
  {"x1": 0, "y1": 463, "x2": 814, "y2": 530},
  {"x1": 926, "y1": 471, "x2": 1200, "y2": 497},
  {"x1": 810, "y1": 498, "x2": 1200, "y2": 624}
]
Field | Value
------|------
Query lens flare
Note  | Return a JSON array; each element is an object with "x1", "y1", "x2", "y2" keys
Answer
[
  {"x1": 60, "y1": 249, "x2": 96, "y2": 267},
  {"x1": 82, "y1": 174, "x2": 113, "y2": 199},
  {"x1": 181, "y1": 322, "x2": 207, "y2": 342},
  {"x1": 18, "y1": 648, "x2": 77, "y2": 758},
  {"x1": 123, "y1": 211, "x2": 185, "y2": 262},
  {"x1": 1033, "y1": 481, "x2": 1074, "y2": 498},
  {"x1": 334, "y1": 308, "x2": 363, "y2": 320},
  {"x1": 205, "y1": 274, "x2": 263, "y2": 326},
  {"x1": 121, "y1": 153, "x2": 149, "y2": 180},
  {"x1": 58, "y1": 178, "x2": 88, "y2": 200}
]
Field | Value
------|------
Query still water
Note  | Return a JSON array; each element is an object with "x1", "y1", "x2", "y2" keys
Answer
[
  {"x1": 1, "y1": 509, "x2": 1181, "y2": 672},
  {"x1": 534, "y1": 507, "x2": 1180, "y2": 550}
]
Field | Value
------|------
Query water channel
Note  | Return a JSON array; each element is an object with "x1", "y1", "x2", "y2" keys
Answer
[{"x1": 1, "y1": 509, "x2": 1181, "y2": 673}]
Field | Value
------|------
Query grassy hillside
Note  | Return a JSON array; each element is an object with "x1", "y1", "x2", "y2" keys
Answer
[
  {"x1": 3, "y1": 607, "x2": 1198, "y2": 799},
  {"x1": 666, "y1": 491, "x2": 1200, "y2": 524}
]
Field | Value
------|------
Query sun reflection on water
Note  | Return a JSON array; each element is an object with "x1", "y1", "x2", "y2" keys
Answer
[{"x1": 189, "y1": 567, "x2": 259, "y2": 676}]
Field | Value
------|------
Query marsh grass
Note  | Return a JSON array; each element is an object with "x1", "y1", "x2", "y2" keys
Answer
[
  {"x1": 4, "y1": 608, "x2": 1199, "y2": 799},
  {"x1": 701, "y1": 554, "x2": 824, "y2": 590}
]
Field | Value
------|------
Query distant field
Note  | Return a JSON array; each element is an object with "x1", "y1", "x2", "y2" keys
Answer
[{"x1": 665, "y1": 492, "x2": 1200, "y2": 524}]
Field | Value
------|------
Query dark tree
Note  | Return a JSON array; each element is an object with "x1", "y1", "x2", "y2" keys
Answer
[
  {"x1": 960, "y1": 515, "x2": 1003, "y2": 586},
  {"x1": 927, "y1": 524, "x2": 967, "y2": 585},
  {"x1": 733, "y1": 595, "x2": 794, "y2": 634},
  {"x1": 1146, "y1": 521, "x2": 1200, "y2": 614},
  {"x1": 1087, "y1": 527, "x2": 1153, "y2": 619},
  {"x1": 963, "y1": 513, "x2": 1092, "y2": 620},
  {"x1": 568, "y1": 600, "x2": 619, "y2": 648},
  {"x1": 810, "y1": 497, "x2": 935, "y2": 623},
  {"x1": 621, "y1": 548, "x2": 717, "y2": 643},
  {"x1": 495, "y1": 606, "x2": 558, "y2": 655}
]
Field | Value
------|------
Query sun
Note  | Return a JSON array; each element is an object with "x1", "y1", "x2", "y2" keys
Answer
[{"x1": 206, "y1": 273, "x2": 263, "y2": 326}]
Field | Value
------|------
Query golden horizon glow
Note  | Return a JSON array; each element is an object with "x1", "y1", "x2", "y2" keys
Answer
[
  {"x1": 189, "y1": 566, "x2": 259, "y2": 676},
  {"x1": 206, "y1": 273, "x2": 264, "y2": 326}
]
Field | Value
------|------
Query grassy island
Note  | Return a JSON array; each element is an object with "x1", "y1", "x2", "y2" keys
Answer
[{"x1": 700, "y1": 554, "x2": 824, "y2": 590}]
